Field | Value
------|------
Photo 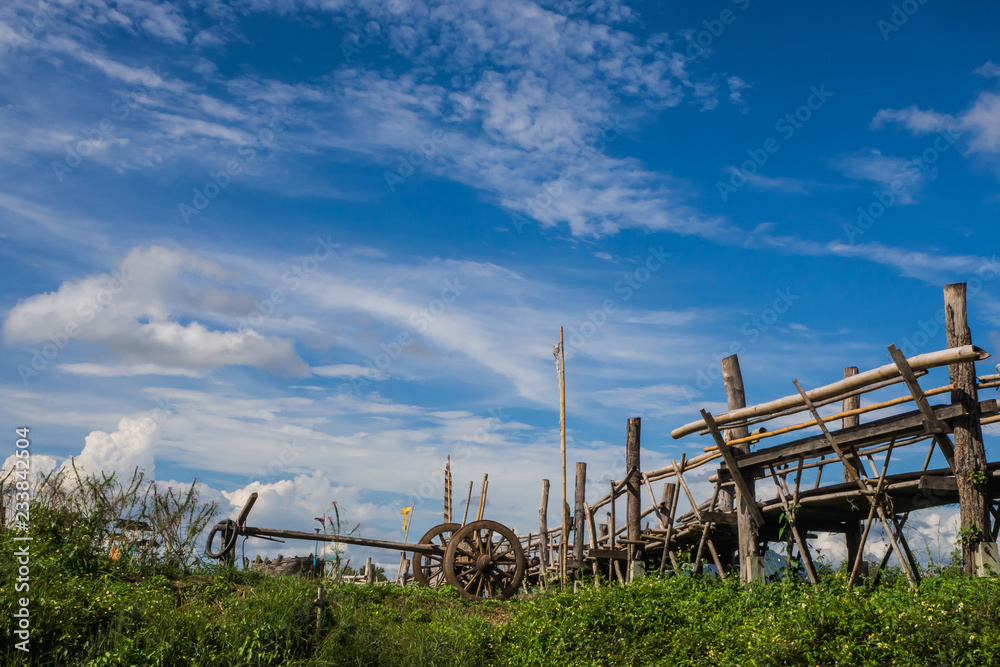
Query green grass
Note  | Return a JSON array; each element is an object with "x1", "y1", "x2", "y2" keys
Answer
[
  {"x1": 4, "y1": 470, "x2": 999, "y2": 666},
  {"x1": 4, "y1": 545, "x2": 1000, "y2": 667}
]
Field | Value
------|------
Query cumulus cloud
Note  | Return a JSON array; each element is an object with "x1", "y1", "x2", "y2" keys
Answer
[
  {"x1": 3, "y1": 245, "x2": 310, "y2": 378},
  {"x1": 74, "y1": 415, "x2": 163, "y2": 477}
]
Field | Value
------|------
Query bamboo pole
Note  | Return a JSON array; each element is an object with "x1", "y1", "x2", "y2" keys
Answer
[
  {"x1": 673, "y1": 345, "x2": 989, "y2": 439},
  {"x1": 573, "y1": 462, "x2": 587, "y2": 578},
  {"x1": 444, "y1": 456, "x2": 452, "y2": 523},
  {"x1": 396, "y1": 504, "x2": 414, "y2": 585},
  {"x1": 703, "y1": 383, "x2": 955, "y2": 452},
  {"x1": 558, "y1": 327, "x2": 568, "y2": 590}
]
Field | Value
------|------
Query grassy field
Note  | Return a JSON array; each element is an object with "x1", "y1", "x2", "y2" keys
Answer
[
  {"x1": 3, "y1": 469, "x2": 999, "y2": 666},
  {"x1": 4, "y1": 545, "x2": 1000, "y2": 666}
]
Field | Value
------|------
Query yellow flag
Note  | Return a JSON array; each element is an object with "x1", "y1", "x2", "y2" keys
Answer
[{"x1": 400, "y1": 506, "x2": 413, "y2": 530}]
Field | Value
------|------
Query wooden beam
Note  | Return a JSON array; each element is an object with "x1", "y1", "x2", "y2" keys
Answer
[
  {"x1": 887, "y1": 345, "x2": 956, "y2": 468},
  {"x1": 701, "y1": 410, "x2": 764, "y2": 526},
  {"x1": 768, "y1": 465, "x2": 818, "y2": 585}
]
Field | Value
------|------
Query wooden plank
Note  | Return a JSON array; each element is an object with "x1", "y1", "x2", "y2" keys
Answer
[
  {"x1": 672, "y1": 345, "x2": 990, "y2": 438},
  {"x1": 700, "y1": 510, "x2": 738, "y2": 526},
  {"x1": 918, "y1": 476, "x2": 959, "y2": 492}
]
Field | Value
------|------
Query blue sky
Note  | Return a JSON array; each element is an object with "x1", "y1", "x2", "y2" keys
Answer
[{"x1": 2, "y1": 0, "x2": 999, "y2": 566}]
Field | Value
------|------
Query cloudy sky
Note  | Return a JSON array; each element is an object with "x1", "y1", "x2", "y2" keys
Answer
[{"x1": 2, "y1": 0, "x2": 999, "y2": 568}]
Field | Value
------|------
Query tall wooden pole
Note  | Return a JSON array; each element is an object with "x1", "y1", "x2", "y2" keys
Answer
[
  {"x1": 721, "y1": 355, "x2": 758, "y2": 582},
  {"x1": 625, "y1": 417, "x2": 641, "y2": 579},
  {"x1": 944, "y1": 283, "x2": 991, "y2": 574},
  {"x1": 573, "y1": 462, "x2": 587, "y2": 579},
  {"x1": 842, "y1": 366, "x2": 863, "y2": 569},
  {"x1": 559, "y1": 327, "x2": 568, "y2": 589}
]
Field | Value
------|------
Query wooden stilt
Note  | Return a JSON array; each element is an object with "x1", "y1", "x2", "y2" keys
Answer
[
  {"x1": 792, "y1": 379, "x2": 918, "y2": 588},
  {"x1": 944, "y1": 283, "x2": 991, "y2": 575}
]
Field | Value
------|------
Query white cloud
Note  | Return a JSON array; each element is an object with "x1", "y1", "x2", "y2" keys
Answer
[
  {"x1": 834, "y1": 148, "x2": 928, "y2": 204},
  {"x1": 871, "y1": 62, "x2": 1000, "y2": 158},
  {"x1": 74, "y1": 415, "x2": 163, "y2": 477},
  {"x1": 870, "y1": 105, "x2": 954, "y2": 134},
  {"x1": 3, "y1": 245, "x2": 311, "y2": 377}
]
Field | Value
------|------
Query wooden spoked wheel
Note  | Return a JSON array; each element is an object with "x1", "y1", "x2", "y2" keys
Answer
[
  {"x1": 413, "y1": 522, "x2": 461, "y2": 588},
  {"x1": 444, "y1": 520, "x2": 526, "y2": 601}
]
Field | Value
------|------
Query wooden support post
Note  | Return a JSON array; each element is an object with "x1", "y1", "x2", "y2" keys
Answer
[
  {"x1": 944, "y1": 283, "x2": 991, "y2": 575},
  {"x1": 476, "y1": 474, "x2": 488, "y2": 521},
  {"x1": 365, "y1": 557, "x2": 375, "y2": 585},
  {"x1": 659, "y1": 482, "x2": 679, "y2": 574},
  {"x1": 462, "y1": 480, "x2": 473, "y2": 525},
  {"x1": 720, "y1": 355, "x2": 758, "y2": 582},
  {"x1": 609, "y1": 481, "x2": 616, "y2": 547},
  {"x1": 848, "y1": 442, "x2": 895, "y2": 587},
  {"x1": 539, "y1": 479, "x2": 550, "y2": 569},
  {"x1": 584, "y1": 502, "x2": 598, "y2": 550},
  {"x1": 672, "y1": 460, "x2": 726, "y2": 577},
  {"x1": 573, "y1": 462, "x2": 587, "y2": 577},
  {"x1": 842, "y1": 366, "x2": 863, "y2": 568},
  {"x1": 767, "y1": 466, "x2": 818, "y2": 585},
  {"x1": 625, "y1": 418, "x2": 642, "y2": 580}
]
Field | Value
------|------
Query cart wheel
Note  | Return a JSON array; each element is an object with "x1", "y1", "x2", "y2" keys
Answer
[
  {"x1": 413, "y1": 522, "x2": 461, "y2": 588},
  {"x1": 444, "y1": 520, "x2": 526, "y2": 601}
]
